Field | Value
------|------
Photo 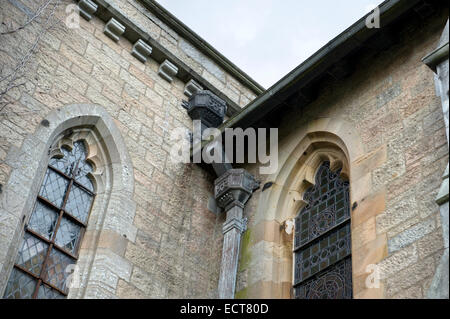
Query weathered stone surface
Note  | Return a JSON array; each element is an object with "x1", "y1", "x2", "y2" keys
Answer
[
  {"x1": 386, "y1": 255, "x2": 436, "y2": 297},
  {"x1": 116, "y1": 279, "x2": 146, "y2": 299},
  {"x1": 0, "y1": 0, "x2": 447, "y2": 301},
  {"x1": 388, "y1": 218, "x2": 435, "y2": 253}
]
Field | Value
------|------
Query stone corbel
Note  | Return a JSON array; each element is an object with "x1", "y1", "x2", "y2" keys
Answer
[
  {"x1": 78, "y1": 0, "x2": 98, "y2": 21},
  {"x1": 184, "y1": 91, "x2": 260, "y2": 298},
  {"x1": 104, "y1": 18, "x2": 125, "y2": 42},
  {"x1": 186, "y1": 90, "x2": 227, "y2": 130},
  {"x1": 158, "y1": 59, "x2": 178, "y2": 82},
  {"x1": 185, "y1": 90, "x2": 231, "y2": 176},
  {"x1": 131, "y1": 39, "x2": 153, "y2": 63},
  {"x1": 184, "y1": 79, "x2": 203, "y2": 98}
]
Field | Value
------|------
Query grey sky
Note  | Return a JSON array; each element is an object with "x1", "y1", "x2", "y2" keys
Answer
[{"x1": 156, "y1": 0, "x2": 384, "y2": 89}]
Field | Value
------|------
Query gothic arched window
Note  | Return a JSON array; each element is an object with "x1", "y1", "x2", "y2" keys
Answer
[
  {"x1": 293, "y1": 161, "x2": 352, "y2": 299},
  {"x1": 3, "y1": 141, "x2": 94, "y2": 299}
]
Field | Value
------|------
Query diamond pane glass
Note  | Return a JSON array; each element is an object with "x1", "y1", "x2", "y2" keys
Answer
[
  {"x1": 65, "y1": 184, "x2": 93, "y2": 223},
  {"x1": 55, "y1": 217, "x2": 82, "y2": 254},
  {"x1": 39, "y1": 169, "x2": 69, "y2": 208},
  {"x1": 49, "y1": 141, "x2": 92, "y2": 182},
  {"x1": 37, "y1": 284, "x2": 65, "y2": 299},
  {"x1": 2, "y1": 268, "x2": 37, "y2": 299},
  {"x1": 5, "y1": 138, "x2": 96, "y2": 299},
  {"x1": 48, "y1": 150, "x2": 72, "y2": 176},
  {"x1": 44, "y1": 248, "x2": 75, "y2": 292},
  {"x1": 294, "y1": 257, "x2": 352, "y2": 299},
  {"x1": 15, "y1": 233, "x2": 49, "y2": 276},
  {"x1": 28, "y1": 201, "x2": 59, "y2": 240},
  {"x1": 75, "y1": 162, "x2": 94, "y2": 192}
]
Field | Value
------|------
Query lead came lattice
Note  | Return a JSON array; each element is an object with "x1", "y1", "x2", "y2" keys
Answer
[
  {"x1": 3, "y1": 140, "x2": 96, "y2": 299},
  {"x1": 294, "y1": 161, "x2": 352, "y2": 299}
]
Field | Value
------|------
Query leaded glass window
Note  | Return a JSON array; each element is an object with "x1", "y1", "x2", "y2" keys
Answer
[
  {"x1": 293, "y1": 161, "x2": 352, "y2": 299},
  {"x1": 3, "y1": 141, "x2": 95, "y2": 299}
]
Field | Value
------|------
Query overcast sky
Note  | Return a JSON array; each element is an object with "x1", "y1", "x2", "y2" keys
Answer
[{"x1": 156, "y1": 0, "x2": 384, "y2": 89}]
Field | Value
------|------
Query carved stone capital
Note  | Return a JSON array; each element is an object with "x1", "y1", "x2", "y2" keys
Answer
[
  {"x1": 214, "y1": 169, "x2": 260, "y2": 210},
  {"x1": 186, "y1": 90, "x2": 227, "y2": 128}
]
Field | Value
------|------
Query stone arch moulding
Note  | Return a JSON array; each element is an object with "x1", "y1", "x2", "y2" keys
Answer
[
  {"x1": 257, "y1": 124, "x2": 366, "y2": 225},
  {"x1": 0, "y1": 104, "x2": 137, "y2": 299},
  {"x1": 249, "y1": 119, "x2": 380, "y2": 298}
]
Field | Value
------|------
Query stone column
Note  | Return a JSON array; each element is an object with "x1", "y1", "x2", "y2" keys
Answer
[
  {"x1": 422, "y1": 19, "x2": 449, "y2": 299},
  {"x1": 214, "y1": 169, "x2": 259, "y2": 299}
]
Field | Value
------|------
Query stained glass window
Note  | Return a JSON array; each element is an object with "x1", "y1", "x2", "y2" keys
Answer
[
  {"x1": 293, "y1": 161, "x2": 352, "y2": 299},
  {"x1": 3, "y1": 141, "x2": 95, "y2": 299}
]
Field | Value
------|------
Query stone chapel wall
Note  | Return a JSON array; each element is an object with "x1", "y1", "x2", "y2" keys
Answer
[
  {"x1": 0, "y1": 0, "x2": 259, "y2": 298},
  {"x1": 236, "y1": 10, "x2": 449, "y2": 299}
]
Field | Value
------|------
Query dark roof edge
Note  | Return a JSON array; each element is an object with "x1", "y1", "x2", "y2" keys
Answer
[
  {"x1": 138, "y1": 0, "x2": 265, "y2": 95},
  {"x1": 219, "y1": 0, "x2": 425, "y2": 131},
  {"x1": 422, "y1": 42, "x2": 449, "y2": 72}
]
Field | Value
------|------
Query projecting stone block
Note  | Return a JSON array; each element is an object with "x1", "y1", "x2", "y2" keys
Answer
[
  {"x1": 104, "y1": 18, "x2": 125, "y2": 42},
  {"x1": 78, "y1": 0, "x2": 98, "y2": 21},
  {"x1": 214, "y1": 169, "x2": 260, "y2": 210},
  {"x1": 186, "y1": 90, "x2": 227, "y2": 128},
  {"x1": 131, "y1": 39, "x2": 153, "y2": 63},
  {"x1": 183, "y1": 79, "x2": 203, "y2": 98},
  {"x1": 158, "y1": 59, "x2": 178, "y2": 82}
]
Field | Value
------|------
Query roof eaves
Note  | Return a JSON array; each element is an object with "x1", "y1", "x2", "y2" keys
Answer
[
  {"x1": 219, "y1": 0, "x2": 423, "y2": 131},
  {"x1": 138, "y1": 0, "x2": 266, "y2": 95}
]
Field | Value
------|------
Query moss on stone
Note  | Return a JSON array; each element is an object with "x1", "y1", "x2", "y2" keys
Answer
[
  {"x1": 239, "y1": 228, "x2": 252, "y2": 271},
  {"x1": 235, "y1": 287, "x2": 248, "y2": 299}
]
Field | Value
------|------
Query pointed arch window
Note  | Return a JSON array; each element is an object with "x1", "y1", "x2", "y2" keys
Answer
[
  {"x1": 293, "y1": 161, "x2": 352, "y2": 299},
  {"x1": 3, "y1": 141, "x2": 95, "y2": 299}
]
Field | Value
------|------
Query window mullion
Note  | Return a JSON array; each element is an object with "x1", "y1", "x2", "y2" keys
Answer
[
  {"x1": 32, "y1": 165, "x2": 76, "y2": 299},
  {"x1": 31, "y1": 241, "x2": 52, "y2": 299}
]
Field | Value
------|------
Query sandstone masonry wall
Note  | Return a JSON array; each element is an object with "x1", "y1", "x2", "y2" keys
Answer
[
  {"x1": 236, "y1": 10, "x2": 449, "y2": 299},
  {"x1": 0, "y1": 0, "x2": 260, "y2": 298},
  {"x1": 105, "y1": 0, "x2": 259, "y2": 107}
]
